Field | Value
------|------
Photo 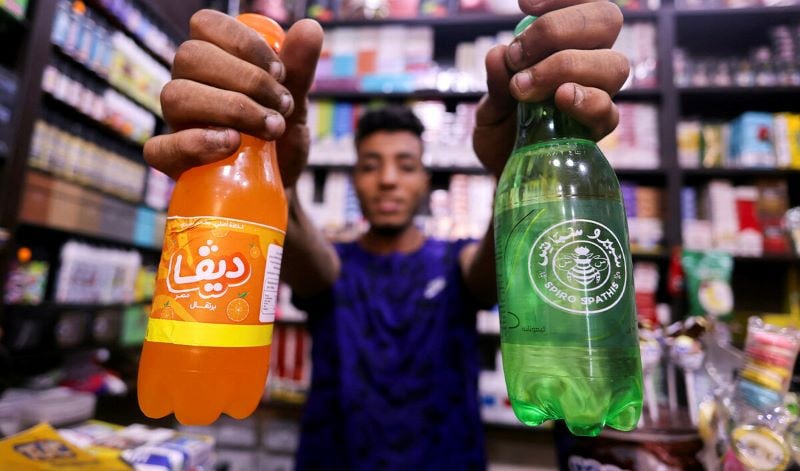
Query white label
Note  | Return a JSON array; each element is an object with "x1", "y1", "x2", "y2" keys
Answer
[
  {"x1": 260, "y1": 244, "x2": 283, "y2": 323},
  {"x1": 528, "y1": 219, "x2": 627, "y2": 315}
]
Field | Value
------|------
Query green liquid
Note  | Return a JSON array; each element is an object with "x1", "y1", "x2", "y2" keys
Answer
[{"x1": 494, "y1": 135, "x2": 643, "y2": 436}]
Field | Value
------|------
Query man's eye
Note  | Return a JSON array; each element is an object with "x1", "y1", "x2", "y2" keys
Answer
[
  {"x1": 357, "y1": 163, "x2": 378, "y2": 172},
  {"x1": 400, "y1": 164, "x2": 418, "y2": 173}
]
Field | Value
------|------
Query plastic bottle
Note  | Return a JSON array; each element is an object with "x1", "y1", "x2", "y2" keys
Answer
[
  {"x1": 138, "y1": 14, "x2": 287, "y2": 425},
  {"x1": 493, "y1": 16, "x2": 643, "y2": 436}
]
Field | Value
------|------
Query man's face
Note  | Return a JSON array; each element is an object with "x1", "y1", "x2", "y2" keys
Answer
[{"x1": 353, "y1": 130, "x2": 429, "y2": 233}]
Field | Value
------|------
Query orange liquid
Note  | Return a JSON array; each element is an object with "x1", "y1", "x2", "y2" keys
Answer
[{"x1": 138, "y1": 131, "x2": 287, "y2": 425}]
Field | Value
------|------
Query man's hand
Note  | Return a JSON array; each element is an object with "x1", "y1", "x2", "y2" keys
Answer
[
  {"x1": 473, "y1": 0, "x2": 629, "y2": 177},
  {"x1": 143, "y1": 10, "x2": 323, "y2": 187}
]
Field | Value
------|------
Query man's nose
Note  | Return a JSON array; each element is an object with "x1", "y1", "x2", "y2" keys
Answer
[{"x1": 378, "y1": 163, "x2": 398, "y2": 187}]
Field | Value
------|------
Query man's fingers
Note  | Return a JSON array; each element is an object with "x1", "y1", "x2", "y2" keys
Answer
[
  {"x1": 476, "y1": 45, "x2": 515, "y2": 127},
  {"x1": 506, "y1": 2, "x2": 623, "y2": 71},
  {"x1": 518, "y1": 0, "x2": 605, "y2": 16},
  {"x1": 161, "y1": 79, "x2": 286, "y2": 141},
  {"x1": 554, "y1": 83, "x2": 619, "y2": 140},
  {"x1": 172, "y1": 40, "x2": 294, "y2": 117},
  {"x1": 280, "y1": 19, "x2": 324, "y2": 125},
  {"x1": 143, "y1": 128, "x2": 240, "y2": 180},
  {"x1": 510, "y1": 49, "x2": 629, "y2": 102},
  {"x1": 189, "y1": 9, "x2": 284, "y2": 79}
]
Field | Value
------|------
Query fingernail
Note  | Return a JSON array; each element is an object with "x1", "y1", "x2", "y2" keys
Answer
[
  {"x1": 515, "y1": 71, "x2": 533, "y2": 94},
  {"x1": 269, "y1": 62, "x2": 284, "y2": 81},
  {"x1": 205, "y1": 129, "x2": 230, "y2": 149},
  {"x1": 280, "y1": 93, "x2": 293, "y2": 114},
  {"x1": 508, "y1": 41, "x2": 523, "y2": 68},
  {"x1": 265, "y1": 113, "x2": 284, "y2": 137},
  {"x1": 573, "y1": 84, "x2": 585, "y2": 106}
]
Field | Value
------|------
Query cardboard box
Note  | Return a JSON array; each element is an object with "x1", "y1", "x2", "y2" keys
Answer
[
  {"x1": 47, "y1": 179, "x2": 83, "y2": 231},
  {"x1": 77, "y1": 189, "x2": 103, "y2": 234},
  {"x1": 18, "y1": 172, "x2": 53, "y2": 225}
]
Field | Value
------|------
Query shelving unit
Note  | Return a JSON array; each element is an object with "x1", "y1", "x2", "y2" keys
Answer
[
  {"x1": 0, "y1": 1, "x2": 798, "y2": 467},
  {"x1": 0, "y1": 1, "x2": 187, "y2": 403}
]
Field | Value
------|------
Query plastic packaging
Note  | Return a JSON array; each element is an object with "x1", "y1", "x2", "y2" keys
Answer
[
  {"x1": 493, "y1": 16, "x2": 643, "y2": 437},
  {"x1": 138, "y1": 14, "x2": 288, "y2": 425}
]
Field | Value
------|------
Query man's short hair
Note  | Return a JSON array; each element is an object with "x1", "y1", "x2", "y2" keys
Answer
[{"x1": 355, "y1": 105, "x2": 425, "y2": 148}]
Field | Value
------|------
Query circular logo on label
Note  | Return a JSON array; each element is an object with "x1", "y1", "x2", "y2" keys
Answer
[{"x1": 528, "y1": 219, "x2": 627, "y2": 315}]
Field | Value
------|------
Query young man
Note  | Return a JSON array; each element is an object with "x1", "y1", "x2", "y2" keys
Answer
[{"x1": 145, "y1": 1, "x2": 630, "y2": 468}]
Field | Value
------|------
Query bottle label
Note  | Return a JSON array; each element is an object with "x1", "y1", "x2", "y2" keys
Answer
[
  {"x1": 146, "y1": 216, "x2": 285, "y2": 348},
  {"x1": 529, "y1": 219, "x2": 627, "y2": 315},
  {"x1": 495, "y1": 199, "x2": 637, "y2": 347}
]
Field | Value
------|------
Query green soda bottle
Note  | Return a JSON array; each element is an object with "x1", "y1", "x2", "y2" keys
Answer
[{"x1": 493, "y1": 16, "x2": 643, "y2": 437}]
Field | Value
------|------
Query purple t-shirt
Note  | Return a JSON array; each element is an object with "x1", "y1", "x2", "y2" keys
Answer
[{"x1": 293, "y1": 238, "x2": 486, "y2": 470}]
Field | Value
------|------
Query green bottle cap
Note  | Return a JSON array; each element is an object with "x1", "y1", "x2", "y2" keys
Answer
[{"x1": 514, "y1": 15, "x2": 537, "y2": 37}]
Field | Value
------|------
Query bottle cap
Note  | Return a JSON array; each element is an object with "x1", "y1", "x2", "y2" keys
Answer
[
  {"x1": 514, "y1": 15, "x2": 537, "y2": 37},
  {"x1": 237, "y1": 14, "x2": 285, "y2": 52}
]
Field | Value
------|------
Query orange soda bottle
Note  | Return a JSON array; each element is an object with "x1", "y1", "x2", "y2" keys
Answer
[{"x1": 138, "y1": 14, "x2": 287, "y2": 425}]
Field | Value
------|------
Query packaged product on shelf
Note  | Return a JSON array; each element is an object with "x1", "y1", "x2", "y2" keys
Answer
[
  {"x1": 682, "y1": 250, "x2": 734, "y2": 319},
  {"x1": 774, "y1": 113, "x2": 800, "y2": 169},
  {"x1": 120, "y1": 304, "x2": 149, "y2": 346},
  {"x1": 734, "y1": 318, "x2": 800, "y2": 412},
  {"x1": 0, "y1": 423, "x2": 130, "y2": 471},
  {"x1": 734, "y1": 186, "x2": 764, "y2": 257},
  {"x1": 55, "y1": 310, "x2": 91, "y2": 348},
  {"x1": 700, "y1": 122, "x2": 727, "y2": 168},
  {"x1": 0, "y1": 387, "x2": 96, "y2": 428},
  {"x1": 598, "y1": 103, "x2": 660, "y2": 169},
  {"x1": 3, "y1": 246, "x2": 49, "y2": 305},
  {"x1": 54, "y1": 241, "x2": 142, "y2": 305},
  {"x1": 306, "y1": 0, "x2": 336, "y2": 21},
  {"x1": 729, "y1": 112, "x2": 777, "y2": 168},
  {"x1": 614, "y1": 21, "x2": 658, "y2": 89},
  {"x1": 634, "y1": 262, "x2": 659, "y2": 328},
  {"x1": 758, "y1": 178, "x2": 791, "y2": 254}
]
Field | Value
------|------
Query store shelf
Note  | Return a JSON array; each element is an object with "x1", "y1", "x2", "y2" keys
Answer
[
  {"x1": 679, "y1": 86, "x2": 800, "y2": 96},
  {"x1": 733, "y1": 254, "x2": 799, "y2": 264},
  {"x1": 308, "y1": 163, "x2": 488, "y2": 174},
  {"x1": 17, "y1": 221, "x2": 161, "y2": 254},
  {"x1": 52, "y1": 44, "x2": 162, "y2": 121},
  {"x1": 5, "y1": 300, "x2": 151, "y2": 312},
  {"x1": 42, "y1": 92, "x2": 145, "y2": 151},
  {"x1": 676, "y1": 5, "x2": 800, "y2": 17},
  {"x1": 0, "y1": 4, "x2": 28, "y2": 30},
  {"x1": 310, "y1": 87, "x2": 659, "y2": 103},
  {"x1": 679, "y1": 86, "x2": 800, "y2": 116},
  {"x1": 313, "y1": 9, "x2": 656, "y2": 28},
  {"x1": 275, "y1": 317, "x2": 308, "y2": 326},
  {"x1": 310, "y1": 90, "x2": 484, "y2": 102},
  {"x1": 682, "y1": 168, "x2": 800, "y2": 180},
  {"x1": 29, "y1": 167, "x2": 144, "y2": 206},
  {"x1": 84, "y1": 0, "x2": 173, "y2": 69}
]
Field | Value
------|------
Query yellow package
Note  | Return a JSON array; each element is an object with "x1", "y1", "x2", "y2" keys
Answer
[
  {"x1": 0, "y1": 423, "x2": 130, "y2": 471},
  {"x1": 788, "y1": 114, "x2": 800, "y2": 169}
]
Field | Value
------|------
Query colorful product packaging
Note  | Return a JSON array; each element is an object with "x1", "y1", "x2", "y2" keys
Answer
[
  {"x1": 735, "y1": 317, "x2": 800, "y2": 412},
  {"x1": 682, "y1": 250, "x2": 734, "y2": 318}
]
